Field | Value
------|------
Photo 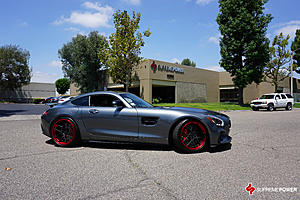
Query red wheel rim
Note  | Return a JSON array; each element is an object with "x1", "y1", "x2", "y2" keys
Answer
[
  {"x1": 52, "y1": 119, "x2": 75, "y2": 145},
  {"x1": 180, "y1": 121, "x2": 206, "y2": 150}
]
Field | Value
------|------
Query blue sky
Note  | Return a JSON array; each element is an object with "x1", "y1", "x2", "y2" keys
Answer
[{"x1": 1, "y1": 0, "x2": 300, "y2": 83}]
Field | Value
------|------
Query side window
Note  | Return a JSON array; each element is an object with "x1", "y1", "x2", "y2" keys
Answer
[
  {"x1": 71, "y1": 96, "x2": 90, "y2": 106},
  {"x1": 281, "y1": 94, "x2": 287, "y2": 99},
  {"x1": 275, "y1": 95, "x2": 281, "y2": 99},
  {"x1": 286, "y1": 94, "x2": 293, "y2": 98},
  {"x1": 90, "y1": 94, "x2": 122, "y2": 107}
]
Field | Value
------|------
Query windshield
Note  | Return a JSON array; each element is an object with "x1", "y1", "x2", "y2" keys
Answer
[
  {"x1": 120, "y1": 93, "x2": 153, "y2": 108},
  {"x1": 259, "y1": 95, "x2": 274, "y2": 99}
]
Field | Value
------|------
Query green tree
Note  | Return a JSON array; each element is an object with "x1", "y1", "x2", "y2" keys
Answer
[
  {"x1": 181, "y1": 58, "x2": 196, "y2": 67},
  {"x1": 264, "y1": 33, "x2": 292, "y2": 92},
  {"x1": 102, "y1": 10, "x2": 151, "y2": 92},
  {"x1": 0, "y1": 45, "x2": 31, "y2": 90},
  {"x1": 55, "y1": 78, "x2": 70, "y2": 95},
  {"x1": 217, "y1": 0, "x2": 272, "y2": 105},
  {"x1": 58, "y1": 31, "x2": 108, "y2": 93},
  {"x1": 291, "y1": 29, "x2": 300, "y2": 74}
]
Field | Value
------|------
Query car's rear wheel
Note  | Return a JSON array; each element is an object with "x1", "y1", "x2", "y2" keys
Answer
[
  {"x1": 267, "y1": 104, "x2": 274, "y2": 112},
  {"x1": 286, "y1": 103, "x2": 292, "y2": 111},
  {"x1": 173, "y1": 119, "x2": 207, "y2": 153},
  {"x1": 51, "y1": 117, "x2": 80, "y2": 147}
]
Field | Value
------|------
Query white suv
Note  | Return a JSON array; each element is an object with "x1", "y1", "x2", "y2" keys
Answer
[{"x1": 250, "y1": 93, "x2": 294, "y2": 111}]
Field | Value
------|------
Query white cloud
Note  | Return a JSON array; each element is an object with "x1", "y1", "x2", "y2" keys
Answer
[
  {"x1": 54, "y1": 2, "x2": 113, "y2": 28},
  {"x1": 203, "y1": 65, "x2": 224, "y2": 72},
  {"x1": 209, "y1": 33, "x2": 221, "y2": 45},
  {"x1": 275, "y1": 20, "x2": 300, "y2": 38},
  {"x1": 49, "y1": 60, "x2": 62, "y2": 68},
  {"x1": 276, "y1": 25, "x2": 300, "y2": 38},
  {"x1": 286, "y1": 20, "x2": 300, "y2": 25},
  {"x1": 209, "y1": 36, "x2": 219, "y2": 44},
  {"x1": 31, "y1": 71, "x2": 60, "y2": 83},
  {"x1": 65, "y1": 27, "x2": 80, "y2": 32},
  {"x1": 122, "y1": 0, "x2": 141, "y2": 5},
  {"x1": 171, "y1": 58, "x2": 180, "y2": 63},
  {"x1": 196, "y1": 0, "x2": 214, "y2": 5}
]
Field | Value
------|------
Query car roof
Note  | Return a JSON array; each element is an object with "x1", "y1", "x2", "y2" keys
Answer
[
  {"x1": 66, "y1": 91, "x2": 133, "y2": 107},
  {"x1": 71, "y1": 91, "x2": 130, "y2": 100},
  {"x1": 262, "y1": 93, "x2": 287, "y2": 95}
]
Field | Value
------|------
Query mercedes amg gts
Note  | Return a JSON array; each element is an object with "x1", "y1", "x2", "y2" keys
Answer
[{"x1": 41, "y1": 91, "x2": 231, "y2": 153}]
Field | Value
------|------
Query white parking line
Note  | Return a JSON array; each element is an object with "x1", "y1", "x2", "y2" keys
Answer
[{"x1": 0, "y1": 115, "x2": 40, "y2": 121}]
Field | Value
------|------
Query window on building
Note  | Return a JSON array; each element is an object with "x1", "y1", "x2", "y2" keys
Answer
[
  {"x1": 220, "y1": 89, "x2": 238, "y2": 102},
  {"x1": 276, "y1": 87, "x2": 283, "y2": 93}
]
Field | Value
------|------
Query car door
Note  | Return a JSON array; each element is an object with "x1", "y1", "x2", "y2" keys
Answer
[
  {"x1": 280, "y1": 94, "x2": 288, "y2": 107},
  {"x1": 274, "y1": 94, "x2": 282, "y2": 107},
  {"x1": 80, "y1": 94, "x2": 138, "y2": 142}
]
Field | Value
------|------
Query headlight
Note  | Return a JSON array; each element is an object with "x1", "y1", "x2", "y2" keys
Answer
[{"x1": 207, "y1": 116, "x2": 224, "y2": 127}]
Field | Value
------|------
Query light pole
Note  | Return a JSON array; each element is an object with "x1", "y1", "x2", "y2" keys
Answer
[{"x1": 290, "y1": 48, "x2": 300, "y2": 95}]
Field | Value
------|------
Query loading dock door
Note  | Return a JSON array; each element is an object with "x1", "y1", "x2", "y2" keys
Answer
[{"x1": 152, "y1": 86, "x2": 175, "y2": 103}]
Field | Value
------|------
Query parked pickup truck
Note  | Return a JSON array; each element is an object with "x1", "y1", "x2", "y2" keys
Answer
[{"x1": 250, "y1": 93, "x2": 294, "y2": 111}]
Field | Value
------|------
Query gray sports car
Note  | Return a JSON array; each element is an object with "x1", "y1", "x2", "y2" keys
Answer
[{"x1": 41, "y1": 91, "x2": 231, "y2": 153}]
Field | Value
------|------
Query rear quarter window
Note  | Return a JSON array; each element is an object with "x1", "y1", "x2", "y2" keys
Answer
[
  {"x1": 71, "y1": 96, "x2": 89, "y2": 106},
  {"x1": 281, "y1": 94, "x2": 287, "y2": 99},
  {"x1": 285, "y1": 94, "x2": 293, "y2": 98}
]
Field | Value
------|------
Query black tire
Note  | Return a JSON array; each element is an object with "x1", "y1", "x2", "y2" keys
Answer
[
  {"x1": 267, "y1": 104, "x2": 274, "y2": 112},
  {"x1": 252, "y1": 107, "x2": 259, "y2": 111},
  {"x1": 286, "y1": 103, "x2": 292, "y2": 111},
  {"x1": 172, "y1": 119, "x2": 208, "y2": 153},
  {"x1": 51, "y1": 117, "x2": 81, "y2": 147}
]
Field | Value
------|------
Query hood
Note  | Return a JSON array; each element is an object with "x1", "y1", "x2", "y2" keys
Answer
[
  {"x1": 159, "y1": 106, "x2": 229, "y2": 119},
  {"x1": 251, "y1": 99, "x2": 268, "y2": 102}
]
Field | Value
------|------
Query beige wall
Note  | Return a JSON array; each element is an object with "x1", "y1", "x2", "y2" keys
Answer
[
  {"x1": 70, "y1": 83, "x2": 81, "y2": 96},
  {"x1": 0, "y1": 82, "x2": 56, "y2": 102},
  {"x1": 176, "y1": 82, "x2": 207, "y2": 103}
]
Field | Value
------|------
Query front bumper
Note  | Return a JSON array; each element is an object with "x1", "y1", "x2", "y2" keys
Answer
[
  {"x1": 250, "y1": 103, "x2": 268, "y2": 108},
  {"x1": 41, "y1": 117, "x2": 51, "y2": 138},
  {"x1": 209, "y1": 122, "x2": 231, "y2": 147},
  {"x1": 219, "y1": 135, "x2": 232, "y2": 144}
]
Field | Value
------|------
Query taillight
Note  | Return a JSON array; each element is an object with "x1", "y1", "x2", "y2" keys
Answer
[{"x1": 42, "y1": 111, "x2": 49, "y2": 116}]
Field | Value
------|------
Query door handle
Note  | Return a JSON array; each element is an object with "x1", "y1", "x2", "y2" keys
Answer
[{"x1": 89, "y1": 109, "x2": 99, "y2": 114}]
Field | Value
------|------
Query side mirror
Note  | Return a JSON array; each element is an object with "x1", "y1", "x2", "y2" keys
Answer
[
  {"x1": 275, "y1": 97, "x2": 279, "y2": 100},
  {"x1": 112, "y1": 100, "x2": 123, "y2": 108}
]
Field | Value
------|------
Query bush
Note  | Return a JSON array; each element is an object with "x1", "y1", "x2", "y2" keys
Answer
[
  {"x1": 152, "y1": 98, "x2": 161, "y2": 104},
  {"x1": 33, "y1": 98, "x2": 43, "y2": 104},
  {"x1": 55, "y1": 78, "x2": 70, "y2": 95}
]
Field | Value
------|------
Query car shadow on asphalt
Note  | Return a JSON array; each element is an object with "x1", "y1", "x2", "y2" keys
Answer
[{"x1": 45, "y1": 139, "x2": 232, "y2": 154}]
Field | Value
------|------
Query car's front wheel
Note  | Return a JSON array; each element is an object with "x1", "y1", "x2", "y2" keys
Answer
[
  {"x1": 173, "y1": 119, "x2": 207, "y2": 153},
  {"x1": 51, "y1": 117, "x2": 80, "y2": 147}
]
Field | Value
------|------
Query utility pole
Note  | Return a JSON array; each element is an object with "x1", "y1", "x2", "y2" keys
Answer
[{"x1": 291, "y1": 53, "x2": 293, "y2": 95}]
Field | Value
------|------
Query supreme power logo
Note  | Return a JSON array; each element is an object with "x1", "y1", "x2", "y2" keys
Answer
[{"x1": 246, "y1": 183, "x2": 256, "y2": 195}]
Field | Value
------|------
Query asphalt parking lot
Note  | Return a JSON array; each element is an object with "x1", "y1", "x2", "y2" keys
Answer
[{"x1": 0, "y1": 104, "x2": 299, "y2": 199}]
